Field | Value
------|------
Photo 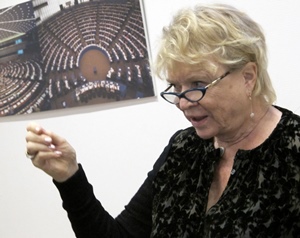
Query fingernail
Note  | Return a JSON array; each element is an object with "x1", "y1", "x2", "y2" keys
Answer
[
  {"x1": 55, "y1": 151, "x2": 62, "y2": 156},
  {"x1": 48, "y1": 144, "x2": 55, "y2": 149},
  {"x1": 35, "y1": 126, "x2": 41, "y2": 132},
  {"x1": 45, "y1": 137, "x2": 52, "y2": 143}
]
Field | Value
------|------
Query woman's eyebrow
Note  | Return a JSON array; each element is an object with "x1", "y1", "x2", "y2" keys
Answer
[{"x1": 186, "y1": 75, "x2": 211, "y2": 83}]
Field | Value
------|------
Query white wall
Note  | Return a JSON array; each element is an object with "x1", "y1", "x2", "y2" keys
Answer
[{"x1": 0, "y1": 0, "x2": 299, "y2": 237}]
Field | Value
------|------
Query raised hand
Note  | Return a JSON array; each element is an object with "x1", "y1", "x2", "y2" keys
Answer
[{"x1": 25, "y1": 122, "x2": 79, "y2": 182}]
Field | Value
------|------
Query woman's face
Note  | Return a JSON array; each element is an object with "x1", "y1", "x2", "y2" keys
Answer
[{"x1": 168, "y1": 63, "x2": 256, "y2": 140}]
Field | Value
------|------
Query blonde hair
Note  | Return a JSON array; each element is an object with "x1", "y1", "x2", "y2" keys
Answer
[{"x1": 155, "y1": 3, "x2": 276, "y2": 104}]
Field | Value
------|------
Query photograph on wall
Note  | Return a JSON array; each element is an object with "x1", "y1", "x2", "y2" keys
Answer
[{"x1": 0, "y1": 0, "x2": 154, "y2": 117}]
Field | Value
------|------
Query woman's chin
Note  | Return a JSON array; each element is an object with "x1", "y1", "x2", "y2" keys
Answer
[{"x1": 194, "y1": 127, "x2": 214, "y2": 140}]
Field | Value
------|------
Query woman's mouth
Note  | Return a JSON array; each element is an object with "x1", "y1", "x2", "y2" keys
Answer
[{"x1": 189, "y1": 115, "x2": 208, "y2": 127}]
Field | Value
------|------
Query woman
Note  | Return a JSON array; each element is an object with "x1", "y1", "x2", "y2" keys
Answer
[{"x1": 25, "y1": 4, "x2": 300, "y2": 237}]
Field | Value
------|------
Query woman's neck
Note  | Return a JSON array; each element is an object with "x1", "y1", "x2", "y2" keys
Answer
[{"x1": 214, "y1": 105, "x2": 281, "y2": 157}]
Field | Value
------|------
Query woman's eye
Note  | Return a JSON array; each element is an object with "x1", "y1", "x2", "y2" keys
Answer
[
  {"x1": 172, "y1": 85, "x2": 181, "y2": 93},
  {"x1": 192, "y1": 81, "x2": 207, "y2": 88}
]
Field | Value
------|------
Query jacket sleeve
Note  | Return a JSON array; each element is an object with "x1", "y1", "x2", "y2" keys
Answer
[{"x1": 53, "y1": 130, "x2": 182, "y2": 238}]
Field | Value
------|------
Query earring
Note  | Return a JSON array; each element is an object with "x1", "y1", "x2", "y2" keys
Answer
[{"x1": 249, "y1": 92, "x2": 254, "y2": 118}]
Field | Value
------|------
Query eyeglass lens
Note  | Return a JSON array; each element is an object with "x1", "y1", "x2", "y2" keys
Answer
[{"x1": 163, "y1": 89, "x2": 204, "y2": 104}]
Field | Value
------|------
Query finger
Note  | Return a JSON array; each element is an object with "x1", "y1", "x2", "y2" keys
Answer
[
  {"x1": 26, "y1": 122, "x2": 45, "y2": 135},
  {"x1": 26, "y1": 123, "x2": 63, "y2": 146},
  {"x1": 31, "y1": 150, "x2": 62, "y2": 169},
  {"x1": 43, "y1": 130, "x2": 68, "y2": 148},
  {"x1": 26, "y1": 140, "x2": 56, "y2": 155},
  {"x1": 26, "y1": 130, "x2": 53, "y2": 145},
  {"x1": 26, "y1": 122, "x2": 54, "y2": 148}
]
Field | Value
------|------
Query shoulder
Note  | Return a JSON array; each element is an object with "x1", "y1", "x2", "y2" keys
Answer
[
  {"x1": 149, "y1": 127, "x2": 197, "y2": 176},
  {"x1": 275, "y1": 105, "x2": 300, "y2": 134},
  {"x1": 276, "y1": 105, "x2": 300, "y2": 125},
  {"x1": 171, "y1": 126, "x2": 198, "y2": 142},
  {"x1": 273, "y1": 105, "x2": 300, "y2": 154}
]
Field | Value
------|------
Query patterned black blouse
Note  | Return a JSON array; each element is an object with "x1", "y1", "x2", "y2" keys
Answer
[
  {"x1": 55, "y1": 106, "x2": 300, "y2": 238},
  {"x1": 151, "y1": 106, "x2": 300, "y2": 237}
]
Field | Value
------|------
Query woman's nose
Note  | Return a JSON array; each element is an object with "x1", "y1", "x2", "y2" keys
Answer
[{"x1": 177, "y1": 97, "x2": 197, "y2": 110}]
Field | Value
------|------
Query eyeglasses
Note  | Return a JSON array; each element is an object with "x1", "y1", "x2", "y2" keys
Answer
[{"x1": 160, "y1": 71, "x2": 230, "y2": 104}]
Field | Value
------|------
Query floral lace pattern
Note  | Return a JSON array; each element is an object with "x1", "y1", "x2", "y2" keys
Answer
[{"x1": 151, "y1": 106, "x2": 300, "y2": 238}]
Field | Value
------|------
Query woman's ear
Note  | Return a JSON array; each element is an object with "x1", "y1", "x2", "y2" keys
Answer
[{"x1": 242, "y1": 62, "x2": 257, "y2": 88}]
